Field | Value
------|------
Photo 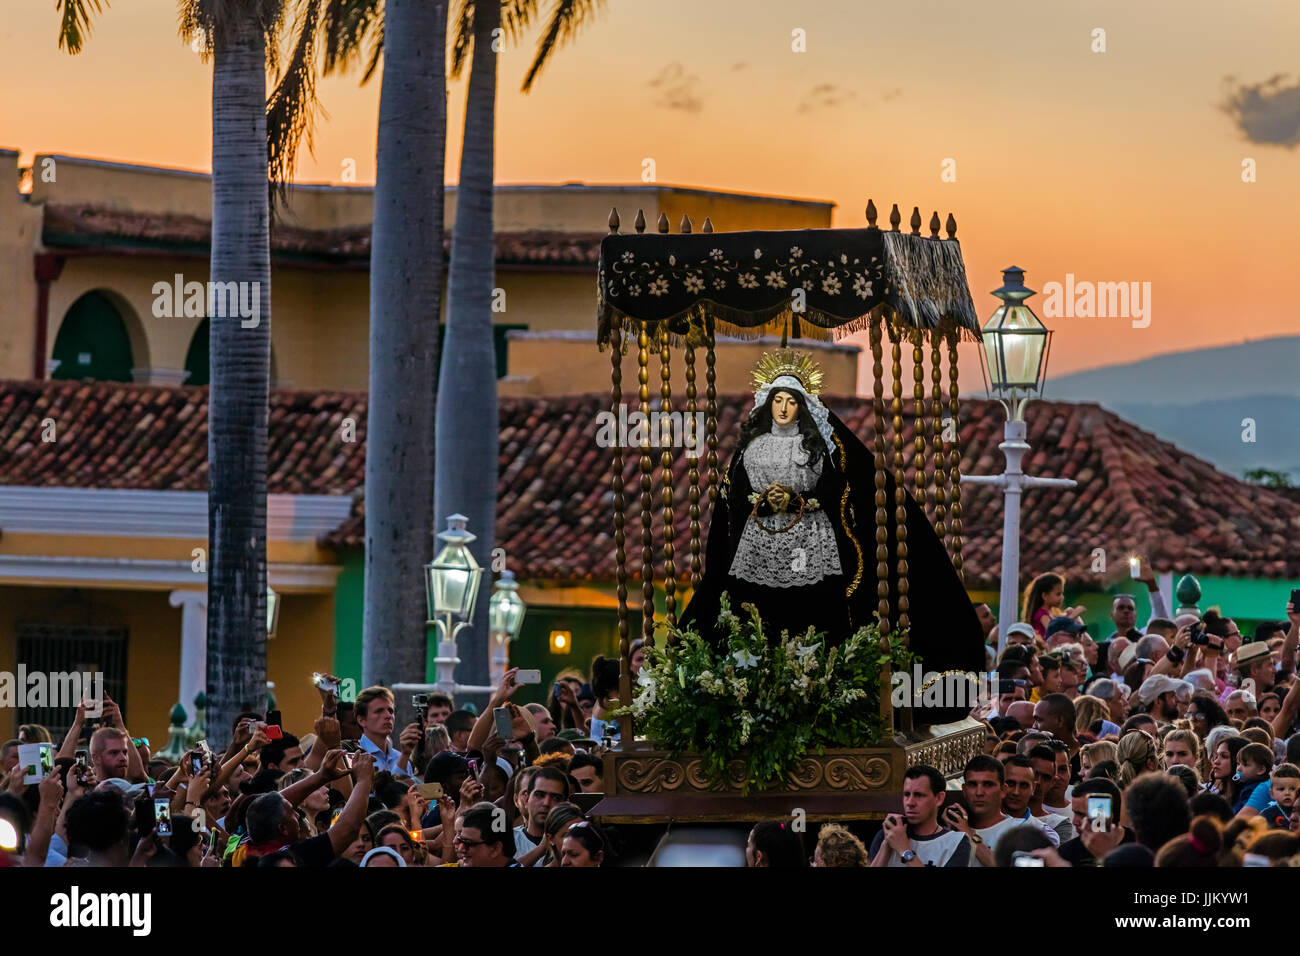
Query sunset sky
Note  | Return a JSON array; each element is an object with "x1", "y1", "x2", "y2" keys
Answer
[{"x1": 3, "y1": 0, "x2": 1298, "y2": 388}]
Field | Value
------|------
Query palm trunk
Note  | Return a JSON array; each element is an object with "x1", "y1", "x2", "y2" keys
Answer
[
  {"x1": 436, "y1": 0, "x2": 500, "y2": 693},
  {"x1": 363, "y1": 0, "x2": 448, "y2": 688},
  {"x1": 206, "y1": 13, "x2": 271, "y2": 748}
]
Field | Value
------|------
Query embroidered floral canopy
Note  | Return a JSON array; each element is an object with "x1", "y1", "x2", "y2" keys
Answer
[{"x1": 596, "y1": 226, "x2": 981, "y2": 346}]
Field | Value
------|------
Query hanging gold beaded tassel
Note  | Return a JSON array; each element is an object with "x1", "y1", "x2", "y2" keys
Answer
[{"x1": 913, "y1": 330, "x2": 928, "y2": 523}]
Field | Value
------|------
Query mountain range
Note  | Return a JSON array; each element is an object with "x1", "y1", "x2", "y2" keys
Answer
[{"x1": 1041, "y1": 336, "x2": 1300, "y2": 482}]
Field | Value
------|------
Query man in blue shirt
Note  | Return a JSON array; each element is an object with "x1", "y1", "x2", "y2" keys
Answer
[{"x1": 355, "y1": 687, "x2": 419, "y2": 776}]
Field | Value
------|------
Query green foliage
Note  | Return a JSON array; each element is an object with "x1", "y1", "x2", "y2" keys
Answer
[
  {"x1": 614, "y1": 593, "x2": 915, "y2": 794},
  {"x1": 1244, "y1": 467, "x2": 1292, "y2": 488}
]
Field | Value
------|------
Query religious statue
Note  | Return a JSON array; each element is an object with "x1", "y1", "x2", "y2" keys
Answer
[{"x1": 679, "y1": 349, "x2": 984, "y2": 724}]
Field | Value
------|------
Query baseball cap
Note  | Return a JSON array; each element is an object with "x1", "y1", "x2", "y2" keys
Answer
[
  {"x1": 557, "y1": 728, "x2": 597, "y2": 746},
  {"x1": 1006, "y1": 622, "x2": 1036, "y2": 642},
  {"x1": 1045, "y1": 616, "x2": 1086, "y2": 639},
  {"x1": 1137, "y1": 674, "x2": 1189, "y2": 705}
]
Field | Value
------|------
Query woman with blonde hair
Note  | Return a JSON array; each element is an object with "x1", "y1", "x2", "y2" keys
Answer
[
  {"x1": 1080, "y1": 740, "x2": 1118, "y2": 777},
  {"x1": 1074, "y1": 695, "x2": 1109, "y2": 736},
  {"x1": 1116, "y1": 730, "x2": 1159, "y2": 789}
]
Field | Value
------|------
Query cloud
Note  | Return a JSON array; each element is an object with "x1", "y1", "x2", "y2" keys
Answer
[
  {"x1": 798, "y1": 82, "x2": 857, "y2": 112},
  {"x1": 796, "y1": 83, "x2": 902, "y2": 113},
  {"x1": 1219, "y1": 73, "x2": 1300, "y2": 148},
  {"x1": 648, "y1": 62, "x2": 704, "y2": 113}
]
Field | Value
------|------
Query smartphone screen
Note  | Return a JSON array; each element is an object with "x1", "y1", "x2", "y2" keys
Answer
[
  {"x1": 154, "y1": 799, "x2": 172, "y2": 837},
  {"x1": 190, "y1": 754, "x2": 203, "y2": 775},
  {"x1": 493, "y1": 706, "x2": 514, "y2": 741},
  {"x1": 1087, "y1": 795, "x2": 1112, "y2": 826}
]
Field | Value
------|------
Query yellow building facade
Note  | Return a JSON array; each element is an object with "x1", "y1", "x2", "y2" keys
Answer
[{"x1": 0, "y1": 150, "x2": 846, "y2": 742}]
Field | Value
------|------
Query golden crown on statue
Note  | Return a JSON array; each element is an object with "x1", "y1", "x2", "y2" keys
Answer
[{"x1": 750, "y1": 349, "x2": 825, "y2": 395}]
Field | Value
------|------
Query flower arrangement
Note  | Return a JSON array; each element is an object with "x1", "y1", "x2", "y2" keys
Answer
[{"x1": 615, "y1": 593, "x2": 915, "y2": 793}]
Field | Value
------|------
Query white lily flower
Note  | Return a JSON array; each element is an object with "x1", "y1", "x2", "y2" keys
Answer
[{"x1": 733, "y1": 648, "x2": 759, "y2": 669}]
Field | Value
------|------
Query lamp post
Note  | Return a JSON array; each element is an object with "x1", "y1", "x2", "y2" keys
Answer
[
  {"x1": 962, "y1": 267, "x2": 1078, "y2": 657},
  {"x1": 487, "y1": 569, "x2": 527, "y2": 687},
  {"x1": 422, "y1": 514, "x2": 495, "y2": 698}
]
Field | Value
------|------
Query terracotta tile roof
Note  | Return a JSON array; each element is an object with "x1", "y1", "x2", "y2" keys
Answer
[
  {"x1": 40, "y1": 203, "x2": 603, "y2": 267},
  {"x1": 0, "y1": 380, "x2": 366, "y2": 495},
  {"x1": 5, "y1": 380, "x2": 1299, "y2": 587}
]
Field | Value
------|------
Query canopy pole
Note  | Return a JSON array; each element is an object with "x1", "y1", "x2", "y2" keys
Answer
[
  {"x1": 659, "y1": 323, "x2": 677, "y2": 631},
  {"x1": 931, "y1": 329, "x2": 948, "y2": 545},
  {"x1": 891, "y1": 331, "x2": 914, "y2": 733},
  {"x1": 947, "y1": 332, "x2": 965, "y2": 584},
  {"x1": 686, "y1": 340, "x2": 702, "y2": 591},
  {"x1": 608, "y1": 208, "x2": 633, "y2": 745},
  {"x1": 870, "y1": 319, "x2": 893, "y2": 734},
  {"x1": 638, "y1": 321, "x2": 655, "y2": 648},
  {"x1": 913, "y1": 331, "x2": 928, "y2": 522}
]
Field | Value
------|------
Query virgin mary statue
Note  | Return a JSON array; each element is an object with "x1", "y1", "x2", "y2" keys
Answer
[{"x1": 678, "y1": 349, "x2": 984, "y2": 724}]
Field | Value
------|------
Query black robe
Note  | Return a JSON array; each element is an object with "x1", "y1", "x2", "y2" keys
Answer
[{"x1": 678, "y1": 409, "x2": 985, "y2": 726}]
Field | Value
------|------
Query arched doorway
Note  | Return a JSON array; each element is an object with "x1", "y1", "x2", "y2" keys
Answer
[
  {"x1": 51, "y1": 291, "x2": 135, "y2": 382},
  {"x1": 184, "y1": 318, "x2": 210, "y2": 387}
]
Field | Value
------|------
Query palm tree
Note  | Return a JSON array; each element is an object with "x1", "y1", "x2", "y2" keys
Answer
[
  {"x1": 356, "y1": 0, "x2": 449, "y2": 689},
  {"x1": 179, "y1": 2, "x2": 284, "y2": 746},
  {"x1": 60, "y1": 1, "x2": 300, "y2": 746},
  {"x1": 437, "y1": 0, "x2": 602, "y2": 690}
]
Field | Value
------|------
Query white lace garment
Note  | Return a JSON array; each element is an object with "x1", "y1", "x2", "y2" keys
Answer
[{"x1": 728, "y1": 421, "x2": 842, "y2": 587}]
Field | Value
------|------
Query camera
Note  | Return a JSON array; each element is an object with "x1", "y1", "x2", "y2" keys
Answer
[{"x1": 1189, "y1": 622, "x2": 1209, "y2": 646}]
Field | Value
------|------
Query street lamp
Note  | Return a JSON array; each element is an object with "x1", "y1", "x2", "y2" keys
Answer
[
  {"x1": 964, "y1": 267, "x2": 1077, "y2": 656},
  {"x1": 487, "y1": 569, "x2": 526, "y2": 686},
  {"x1": 425, "y1": 514, "x2": 486, "y2": 698}
]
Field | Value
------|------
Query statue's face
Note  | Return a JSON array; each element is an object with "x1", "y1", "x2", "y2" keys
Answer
[{"x1": 770, "y1": 390, "x2": 799, "y2": 426}]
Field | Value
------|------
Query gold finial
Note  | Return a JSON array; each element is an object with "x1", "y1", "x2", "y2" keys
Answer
[
  {"x1": 929, "y1": 211, "x2": 941, "y2": 238},
  {"x1": 608, "y1": 207, "x2": 620, "y2": 233},
  {"x1": 634, "y1": 209, "x2": 646, "y2": 234},
  {"x1": 866, "y1": 199, "x2": 877, "y2": 227},
  {"x1": 910, "y1": 206, "x2": 922, "y2": 235},
  {"x1": 945, "y1": 213, "x2": 957, "y2": 239},
  {"x1": 750, "y1": 349, "x2": 825, "y2": 395},
  {"x1": 889, "y1": 203, "x2": 901, "y2": 231},
  {"x1": 680, "y1": 214, "x2": 692, "y2": 234},
  {"x1": 701, "y1": 217, "x2": 714, "y2": 233},
  {"x1": 657, "y1": 212, "x2": 670, "y2": 233}
]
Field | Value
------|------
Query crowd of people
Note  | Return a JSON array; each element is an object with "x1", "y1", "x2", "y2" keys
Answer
[
  {"x1": 0, "y1": 654, "x2": 636, "y2": 868},
  {"x1": 4, "y1": 561, "x2": 1300, "y2": 868}
]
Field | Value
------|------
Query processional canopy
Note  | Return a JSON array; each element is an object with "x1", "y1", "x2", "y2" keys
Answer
[{"x1": 597, "y1": 202, "x2": 982, "y2": 741}]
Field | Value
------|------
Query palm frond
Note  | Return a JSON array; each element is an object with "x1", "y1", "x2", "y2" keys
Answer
[
  {"x1": 179, "y1": 0, "x2": 289, "y2": 61},
  {"x1": 521, "y1": 0, "x2": 602, "y2": 91},
  {"x1": 57, "y1": 0, "x2": 107, "y2": 55},
  {"x1": 321, "y1": 0, "x2": 383, "y2": 77},
  {"x1": 267, "y1": 0, "x2": 324, "y2": 207},
  {"x1": 447, "y1": 0, "x2": 476, "y2": 78}
]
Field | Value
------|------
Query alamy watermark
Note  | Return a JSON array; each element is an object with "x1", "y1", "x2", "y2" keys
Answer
[
  {"x1": 0, "y1": 666, "x2": 103, "y2": 713},
  {"x1": 594, "y1": 404, "x2": 707, "y2": 458},
  {"x1": 1041, "y1": 274, "x2": 1151, "y2": 328},
  {"x1": 152, "y1": 274, "x2": 261, "y2": 328},
  {"x1": 891, "y1": 666, "x2": 995, "y2": 709}
]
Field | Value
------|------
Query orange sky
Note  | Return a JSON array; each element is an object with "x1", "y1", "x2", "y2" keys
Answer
[{"x1": 2, "y1": 0, "x2": 1298, "y2": 389}]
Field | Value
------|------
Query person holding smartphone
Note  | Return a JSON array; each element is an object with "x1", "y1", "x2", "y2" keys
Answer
[
  {"x1": 1057, "y1": 777, "x2": 1132, "y2": 866},
  {"x1": 869, "y1": 765, "x2": 970, "y2": 867}
]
